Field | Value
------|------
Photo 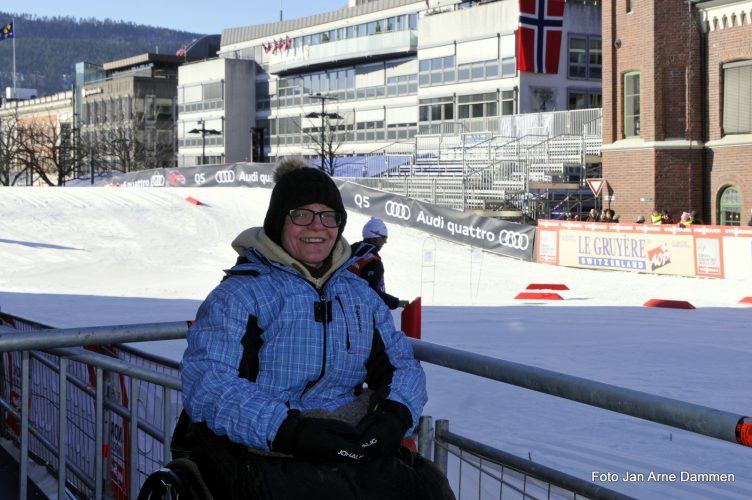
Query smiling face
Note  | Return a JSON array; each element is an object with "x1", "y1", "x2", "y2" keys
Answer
[{"x1": 281, "y1": 203, "x2": 339, "y2": 268}]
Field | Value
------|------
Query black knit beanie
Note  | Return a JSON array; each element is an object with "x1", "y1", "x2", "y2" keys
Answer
[{"x1": 263, "y1": 157, "x2": 347, "y2": 246}]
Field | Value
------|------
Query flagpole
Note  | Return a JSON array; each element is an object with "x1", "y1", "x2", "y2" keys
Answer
[{"x1": 12, "y1": 18, "x2": 16, "y2": 93}]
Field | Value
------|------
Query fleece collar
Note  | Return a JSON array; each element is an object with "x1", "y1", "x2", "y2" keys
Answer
[{"x1": 231, "y1": 226, "x2": 352, "y2": 287}]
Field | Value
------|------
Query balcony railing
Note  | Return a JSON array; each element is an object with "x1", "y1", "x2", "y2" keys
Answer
[{"x1": 268, "y1": 30, "x2": 418, "y2": 73}]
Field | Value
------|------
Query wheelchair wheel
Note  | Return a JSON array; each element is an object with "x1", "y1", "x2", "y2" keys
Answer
[
  {"x1": 137, "y1": 467, "x2": 187, "y2": 500},
  {"x1": 137, "y1": 458, "x2": 213, "y2": 500}
]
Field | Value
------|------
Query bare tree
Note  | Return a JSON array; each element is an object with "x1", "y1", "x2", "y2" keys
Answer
[
  {"x1": 0, "y1": 116, "x2": 25, "y2": 186},
  {"x1": 15, "y1": 117, "x2": 79, "y2": 186},
  {"x1": 100, "y1": 127, "x2": 140, "y2": 173},
  {"x1": 300, "y1": 111, "x2": 353, "y2": 175}
]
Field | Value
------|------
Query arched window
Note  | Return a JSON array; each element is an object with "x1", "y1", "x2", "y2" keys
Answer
[{"x1": 719, "y1": 186, "x2": 742, "y2": 226}]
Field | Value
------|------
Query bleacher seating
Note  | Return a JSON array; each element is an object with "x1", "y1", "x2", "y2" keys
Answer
[{"x1": 335, "y1": 109, "x2": 602, "y2": 217}]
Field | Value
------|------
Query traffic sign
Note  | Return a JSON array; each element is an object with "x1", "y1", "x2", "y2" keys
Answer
[{"x1": 587, "y1": 178, "x2": 605, "y2": 197}]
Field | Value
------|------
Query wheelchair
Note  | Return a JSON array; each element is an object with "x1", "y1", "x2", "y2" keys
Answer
[{"x1": 137, "y1": 411, "x2": 425, "y2": 500}]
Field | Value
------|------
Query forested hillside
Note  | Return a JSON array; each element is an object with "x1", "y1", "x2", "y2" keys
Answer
[{"x1": 0, "y1": 12, "x2": 204, "y2": 97}]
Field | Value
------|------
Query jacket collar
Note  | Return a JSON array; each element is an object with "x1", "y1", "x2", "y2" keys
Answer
[{"x1": 231, "y1": 226, "x2": 352, "y2": 287}]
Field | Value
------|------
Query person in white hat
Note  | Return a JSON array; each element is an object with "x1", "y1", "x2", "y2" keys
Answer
[{"x1": 349, "y1": 217, "x2": 409, "y2": 309}]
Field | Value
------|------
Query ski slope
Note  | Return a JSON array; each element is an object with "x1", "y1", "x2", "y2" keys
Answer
[{"x1": 1, "y1": 186, "x2": 750, "y2": 499}]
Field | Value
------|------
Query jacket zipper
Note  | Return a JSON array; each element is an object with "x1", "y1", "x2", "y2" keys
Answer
[
  {"x1": 335, "y1": 295, "x2": 350, "y2": 351},
  {"x1": 302, "y1": 291, "x2": 329, "y2": 397}
]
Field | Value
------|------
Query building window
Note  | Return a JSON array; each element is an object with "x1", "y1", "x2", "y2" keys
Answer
[
  {"x1": 418, "y1": 96, "x2": 454, "y2": 123},
  {"x1": 458, "y1": 93, "x2": 498, "y2": 119},
  {"x1": 386, "y1": 74, "x2": 417, "y2": 97},
  {"x1": 501, "y1": 57, "x2": 516, "y2": 78},
  {"x1": 624, "y1": 72, "x2": 640, "y2": 137},
  {"x1": 501, "y1": 90, "x2": 516, "y2": 115},
  {"x1": 723, "y1": 61, "x2": 752, "y2": 134},
  {"x1": 355, "y1": 120, "x2": 384, "y2": 142},
  {"x1": 627, "y1": 0, "x2": 633, "y2": 13},
  {"x1": 457, "y1": 60, "x2": 499, "y2": 83},
  {"x1": 568, "y1": 35, "x2": 601, "y2": 80},
  {"x1": 719, "y1": 186, "x2": 741, "y2": 226},
  {"x1": 568, "y1": 89, "x2": 602, "y2": 110},
  {"x1": 418, "y1": 56, "x2": 455, "y2": 87}
]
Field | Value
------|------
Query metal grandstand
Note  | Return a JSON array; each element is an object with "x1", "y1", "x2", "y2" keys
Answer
[{"x1": 336, "y1": 108, "x2": 602, "y2": 223}]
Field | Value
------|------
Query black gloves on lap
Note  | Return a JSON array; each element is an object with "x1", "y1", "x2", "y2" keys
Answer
[
  {"x1": 272, "y1": 410, "x2": 366, "y2": 462},
  {"x1": 272, "y1": 400, "x2": 413, "y2": 462}
]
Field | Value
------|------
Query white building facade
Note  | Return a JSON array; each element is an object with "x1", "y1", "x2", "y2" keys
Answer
[{"x1": 178, "y1": 0, "x2": 601, "y2": 165}]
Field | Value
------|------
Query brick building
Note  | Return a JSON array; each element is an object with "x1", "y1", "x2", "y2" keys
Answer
[{"x1": 601, "y1": 0, "x2": 752, "y2": 226}]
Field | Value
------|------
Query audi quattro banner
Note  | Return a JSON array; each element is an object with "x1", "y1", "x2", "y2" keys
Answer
[
  {"x1": 110, "y1": 163, "x2": 276, "y2": 188},
  {"x1": 337, "y1": 181, "x2": 536, "y2": 261}
]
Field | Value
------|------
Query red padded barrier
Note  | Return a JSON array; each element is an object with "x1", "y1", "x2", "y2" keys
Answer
[{"x1": 643, "y1": 299, "x2": 695, "y2": 309}]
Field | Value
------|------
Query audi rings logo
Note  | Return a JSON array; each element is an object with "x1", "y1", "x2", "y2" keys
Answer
[
  {"x1": 149, "y1": 174, "x2": 165, "y2": 187},
  {"x1": 384, "y1": 201, "x2": 411, "y2": 220},
  {"x1": 215, "y1": 170, "x2": 236, "y2": 184},
  {"x1": 498, "y1": 230, "x2": 530, "y2": 250}
]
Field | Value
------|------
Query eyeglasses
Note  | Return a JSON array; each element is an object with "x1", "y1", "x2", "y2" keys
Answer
[{"x1": 288, "y1": 208, "x2": 343, "y2": 228}]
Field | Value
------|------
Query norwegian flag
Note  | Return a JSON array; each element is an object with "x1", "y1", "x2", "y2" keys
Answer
[{"x1": 516, "y1": 0, "x2": 565, "y2": 74}]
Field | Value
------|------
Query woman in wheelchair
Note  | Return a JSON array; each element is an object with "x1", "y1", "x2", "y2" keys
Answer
[{"x1": 174, "y1": 159, "x2": 454, "y2": 499}]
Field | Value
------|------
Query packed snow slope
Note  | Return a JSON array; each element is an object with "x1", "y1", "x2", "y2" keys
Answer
[{"x1": 1, "y1": 186, "x2": 750, "y2": 499}]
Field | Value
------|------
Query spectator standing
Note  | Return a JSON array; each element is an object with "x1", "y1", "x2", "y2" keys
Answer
[
  {"x1": 585, "y1": 208, "x2": 599, "y2": 222},
  {"x1": 679, "y1": 211, "x2": 693, "y2": 227},
  {"x1": 661, "y1": 209, "x2": 675, "y2": 224},
  {"x1": 748, "y1": 208, "x2": 752, "y2": 226},
  {"x1": 178, "y1": 158, "x2": 454, "y2": 499},
  {"x1": 349, "y1": 217, "x2": 409, "y2": 310},
  {"x1": 650, "y1": 208, "x2": 662, "y2": 224},
  {"x1": 635, "y1": 215, "x2": 645, "y2": 224}
]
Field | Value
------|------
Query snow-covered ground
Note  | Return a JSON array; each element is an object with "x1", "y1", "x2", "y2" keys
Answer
[{"x1": 1, "y1": 186, "x2": 750, "y2": 499}]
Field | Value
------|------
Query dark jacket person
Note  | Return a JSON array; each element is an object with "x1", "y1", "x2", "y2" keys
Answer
[{"x1": 349, "y1": 217, "x2": 409, "y2": 310}]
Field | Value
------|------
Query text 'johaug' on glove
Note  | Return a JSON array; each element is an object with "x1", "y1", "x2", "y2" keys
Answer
[
  {"x1": 272, "y1": 410, "x2": 366, "y2": 462},
  {"x1": 272, "y1": 400, "x2": 413, "y2": 462}
]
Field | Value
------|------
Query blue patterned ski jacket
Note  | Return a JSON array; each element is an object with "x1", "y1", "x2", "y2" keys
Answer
[{"x1": 181, "y1": 228, "x2": 427, "y2": 452}]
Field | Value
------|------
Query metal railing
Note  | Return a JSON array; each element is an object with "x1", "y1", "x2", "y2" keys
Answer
[
  {"x1": 430, "y1": 419, "x2": 633, "y2": 500},
  {"x1": 1, "y1": 317, "x2": 747, "y2": 499}
]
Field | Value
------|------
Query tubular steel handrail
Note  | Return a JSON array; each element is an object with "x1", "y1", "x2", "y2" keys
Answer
[
  {"x1": 0, "y1": 319, "x2": 749, "y2": 500},
  {"x1": 408, "y1": 339, "x2": 749, "y2": 447}
]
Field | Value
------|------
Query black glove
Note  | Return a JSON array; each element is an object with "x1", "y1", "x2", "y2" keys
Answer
[
  {"x1": 272, "y1": 410, "x2": 366, "y2": 462},
  {"x1": 356, "y1": 400, "x2": 413, "y2": 458}
]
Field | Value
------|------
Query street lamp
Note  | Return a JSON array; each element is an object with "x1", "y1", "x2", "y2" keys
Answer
[
  {"x1": 306, "y1": 93, "x2": 341, "y2": 172},
  {"x1": 188, "y1": 119, "x2": 221, "y2": 165}
]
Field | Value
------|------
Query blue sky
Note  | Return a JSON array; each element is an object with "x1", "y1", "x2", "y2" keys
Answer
[{"x1": 2, "y1": 0, "x2": 347, "y2": 34}]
